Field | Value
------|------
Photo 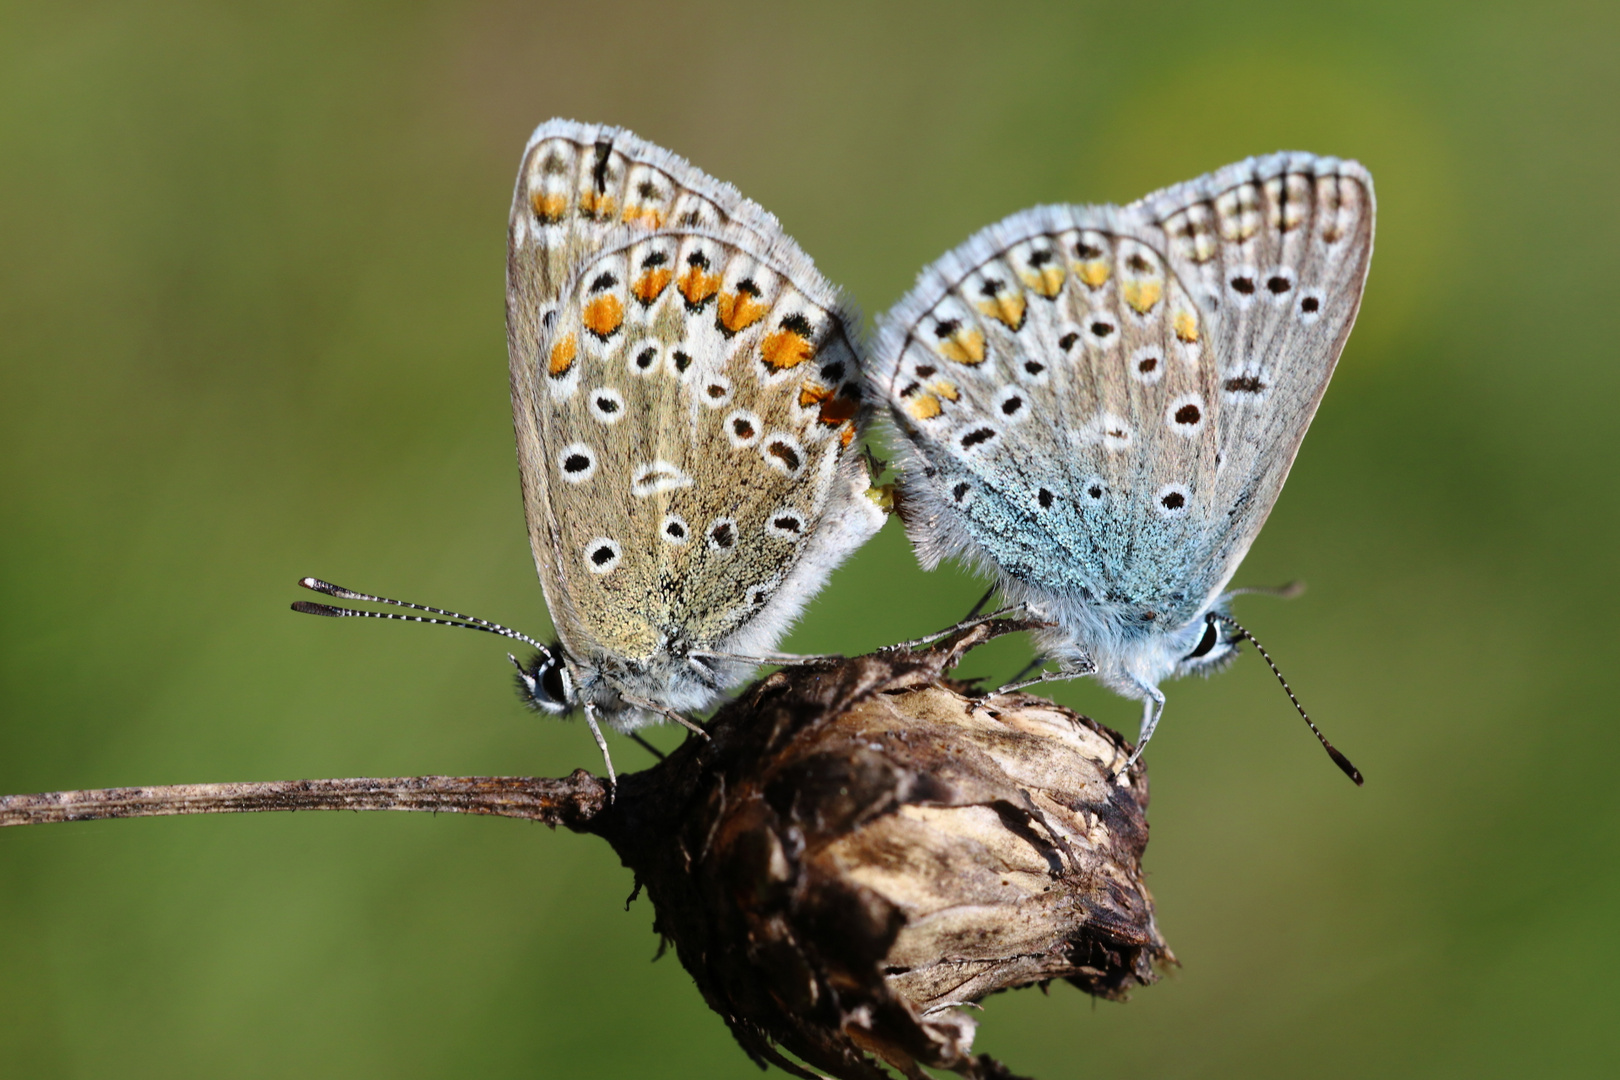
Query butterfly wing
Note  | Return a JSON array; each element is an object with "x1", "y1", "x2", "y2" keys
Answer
[
  {"x1": 872, "y1": 155, "x2": 1372, "y2": 632},
  {"x1": 1121, "y1": 154, "x2": 1375, "y2": 597},
  {"x1": 518, "y1": 220, "x2": 880, "y2": 671}
]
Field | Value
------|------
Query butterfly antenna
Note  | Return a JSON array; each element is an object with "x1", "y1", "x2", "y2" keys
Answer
[
  {"x1": 292, "y1": 577, "x2": 549, "y2": 653},
  {"x1": 1214, "y1": 614, "x2": 1363, "y2": 786}
]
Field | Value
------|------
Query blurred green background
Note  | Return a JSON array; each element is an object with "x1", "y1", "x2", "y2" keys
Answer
[{"x1": 3, "y1": 1, "x2": 1616, "y2": 1076}]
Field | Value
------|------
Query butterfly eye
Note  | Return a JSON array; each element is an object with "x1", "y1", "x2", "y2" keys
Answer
[{"x1": 1185, "y1": 617, "x2": 1221, "y2": 659}]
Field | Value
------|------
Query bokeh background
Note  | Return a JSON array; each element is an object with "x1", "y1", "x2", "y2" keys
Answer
[{"x1": 3, "y1": 1, "x2": 1616, "y2": 1076}]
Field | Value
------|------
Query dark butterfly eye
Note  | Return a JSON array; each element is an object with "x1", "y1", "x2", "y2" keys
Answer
[{"x1": 1185, "y1": 617, "x2": 1220, "y2": 659}]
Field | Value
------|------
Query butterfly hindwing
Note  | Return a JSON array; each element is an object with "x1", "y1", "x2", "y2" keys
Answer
[
  {"x1": 526, "y1": 223, "x2": 875, "y2": 669},
  {"x1": 876, "y1": 205, "x2": 1222, "y2": 626}
]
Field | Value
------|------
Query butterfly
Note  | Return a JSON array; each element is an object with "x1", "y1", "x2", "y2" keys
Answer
[
  {"x1": 298, "y1": 121, "x2": 885, "y2": 787},
  {"x1": 869, "y1": 153, "x2": 1374, "y2": 781}
]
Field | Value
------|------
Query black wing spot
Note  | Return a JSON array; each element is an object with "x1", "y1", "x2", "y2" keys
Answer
[
  {"x1": 563, "y1": 452, "x2": 591, "y2": 474},
  {"x1": 588, "y1": 272, "x2": 617, "y2": 293},
  {"x1": 635, "y1": 346, "x2": 657, "y2": 370},
  {"x1": 1224, "y1": 375, "x2": 1266, "y2": 393},
  {"x1": 594, "y1": 394, "x2": 620, "y2": 414},
  {"x1": 780, "y1": 312, "x2": 814, "y2": 335},
  {"x1": 1301, "y1": 295, "x2": 1321, "y2": 313},
  {"x1": 665, "y1": 520, "x2": 686, "y2": 540},
  {"x1": 672, "y1": 350, "x2": 693, "y2": 373},
  {"x1": 1126, "y1": 253, "x2": 1152, "y2": 273},
  {"x1": 765, "y1": 439, "x2": 801, "y2": 472},
  {"x1": 1000, "y1": 395, "x2": 1024, "y2": 416},
  {"x1": 710, "y1": 521, "x2": 736, "y2": 548},
  {"x1": 1138, "y1": 355, "x2": 1159, "y2": 373},
  {"x1": 1162, "y1": 491, "x2": 1186, "y2": 510},
  {"x1": 912, "y1": 364, "x2": 935, "y2": 378},
  {"x1": 1266, "y1": 275, "x2": 1292, "y2": 294},
  {"x1": 636, "y1": 180, "x2": 660, "y2": 199},
  {"x1": 1038, "y1": 488, "x2": 1053, "y2": 509},
  {"x1": 590, "y1": 543, "x2": 615, "y2": 566},
  {"x1": 820, "y1": 361, "x2": 847, "y2": 382},
  {"x1": 1076, "y1": 241, "x2": 1103, "y2": 259},
  {"x1": 979, "y1": 278, "x2": 1004, "y2": 298},
  {"x1": 1087, "y1": 484, "x2": 1103, "y2": 499},
  {"x1": 641, "y1": 251, "x2": 669, "y2": 269},
  {"x1": 1027, "y1": 249, "x2": 1054, "y2": 267},
  {"x1": 772, "y1": 515, "x2": 802, "y2": 533},
  {"x1": 1058, "y1": 332, "x2": 1079, "y2": 351},
  {"x1": 952, "y1": 482, "x2": 970, "y2": 502},
  {"x1": 1175, "y1": 404, "x2": 1202, "y2": 425},
  {"x1": 1024, "y1": 360, "x2": 1045, "y2": 375},
  {"x1": 933, "y1": 318, "x2": 961, "y2": 339},
  {"x1": 686, "y1": 251, "x2": 710, "y2": 269},
  {"x1": 1230, "y1": 275, "x2": 1256, "y2": 295},
  {"x1": 736, "y1": 277, "x2": 761, "y2": 297},
  {"x1": 1090, "y1": 320, "x2": 1115, "y2": 338},
  {"x1": 960, "y1": 427, "x2": 997, "y2": 449}
]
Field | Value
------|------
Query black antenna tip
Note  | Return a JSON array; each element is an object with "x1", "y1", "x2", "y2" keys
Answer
[
  {"x1": 291, "y1": 601, "x2": 343, "y2": 617},
  {"x1": 1325, "y1": 744, "x2": 1365, "y2": 786}
]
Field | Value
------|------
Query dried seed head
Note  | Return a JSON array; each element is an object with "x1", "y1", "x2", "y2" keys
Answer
[{"x1": 593, "y1": 621, "x2": 1171, "y2": 1080}]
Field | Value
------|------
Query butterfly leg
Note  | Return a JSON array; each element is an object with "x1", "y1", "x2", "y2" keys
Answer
[
  {"x1": 1116, "y1": 685, "x2": 1168, "y2": 779},
  {"x1": 995, "y1": 657, "x2": 1097, "y2": 695},
  {"x1": 582, "y1": 703, "x2": 617, "y2": 801},
  {"x1": 882, "y1": 605, "x2": 1025, "y2": 652},
  {"x1": 618, "y1": 693, "x2": 711, "y2": 741},
  {"x1": 690, "y1": 648, "x2": 843, "y2": 666}
]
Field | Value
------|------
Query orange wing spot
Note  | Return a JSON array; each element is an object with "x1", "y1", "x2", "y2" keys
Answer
[
  {"x1": 818, "y1": 393, "x2": 859, "y2": 426},
  {"x1": 530, "y1": 191, "x2": 567, "y2": 224},
  {"x1": 577, "y1": 191, "x2": 617, "y2": 221},
  {"x1": 717, "y1": 291, "x2": 769, "y2": 335},
  {"x1": 1174, "y1": 309, "x2": 1199, "y2": 344},
  {"x1": 907, "y1": 393, "x2": 942, "y2": 420},
  {"x1": 977, "y1": 294, "x2": 1027, "y2": 330},
  {"x1": 761, "y1": 328, "x2": 816, "y2": 370},
  {"x1": 798, "y1": 384, "x2": 829, "y2": 408},
  {"x1": 839, "y1": 424, "x2": 856, "y2": 448},
  {"x1": 677, "y1": 266, "x2": 721, "y2": 308},
  {"x1": 1020, "y1": 266, "x2": 1065, "y2": 298},
  {"x1": 582, "y1": 295, "x2": 624, "y2": 340},
  {"x1": 621, "y1": 205, "x2": 666, "y2": 228},
  {"x1": 632, "y1": 268, "x2": 672, "y2": 305},
  {"x1": 547, "y1": 332, "x2": 577, "y2": 377},
  {"x1": 1077, "y1": 260, "x2": 1111, "y2": 289},
  {"x1": 1123, "y1": 280, "x2": 1163, "y2": 314},
  {"x1": 931, "y1": 381, "x2": 960, "y2": 402},
  {"x1": 936, "y1": 327, "x2": 985, "y2": 365}
]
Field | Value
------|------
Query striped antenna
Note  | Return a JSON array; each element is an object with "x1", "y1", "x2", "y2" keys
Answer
[
  {"x1": 292, "y1": 577, "x2": 550, "y2": 653},
  {"x1": 1214, "y1": 613, "x2": 1364, "y2": 786}
]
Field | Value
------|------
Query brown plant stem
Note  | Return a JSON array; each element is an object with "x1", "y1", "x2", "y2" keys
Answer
[{"x1": 0, "y1": 772, "x2": 607, "y2": 830}]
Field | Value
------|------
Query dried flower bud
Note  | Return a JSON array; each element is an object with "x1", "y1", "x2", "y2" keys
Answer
[{"x1": 593, "y1": 622, "x2": 1171, "y2": 1080}]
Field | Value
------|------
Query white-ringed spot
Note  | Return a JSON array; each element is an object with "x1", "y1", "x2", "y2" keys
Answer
[
  {"x1": 707, "y1": 517, "x2": 739, "y2": 553},
  {"x1": 1079, "y1": 476, "x2": 1107, "y2": 504},
  {"x1": 1166, "y1": 394, "x2": 1206, "y2": 437},
  {"x1": 766, "y1": 508, "x2": 806, "y2": 541},
  {"x1": 994, "y1": 385, "x2": 1029, "y2": 423},
  {"x1": 558, "y1": 442, "x2": 596, "y2": 484},
  {"x1": 1129, "y1": 344, "x2": 1165, "y2": 385},
  {"x1": 699, "y1": 374, "x2": 732, "y2": 408},
  {"x1": 584, "y1": 537, "x2": 621, "y2": 574},
  {"x1": 760, "y1": 433, "x2": 805, "y2": 477},
  {"x1": 1297, "y1": 287, "x2": 1325, "y2": 325},
  {"x1": 1155, "y1": 484, "x2": 1191, "y2": 517},
  {"x1": 1263, "y1": 266, "x2": 1296, "y2": 303},
  {"x1": 660, "y1": 514, "x2": 690, "y2": 545},
  {"x1": 631, "y1": 460, "x2": 693, "y2": 497},
  {"x1": 1226, "y1": 265, "x2": 1260, "y2": 309},
  {"x1": 725, "y1": 409, "x2": 762, "y2": 448},
  {"x1": 589, "y1": 387, "x2": 626, "y2": 424},
  {"x1": 628, "y1": 340, "x2": 661, "y2": 376}
]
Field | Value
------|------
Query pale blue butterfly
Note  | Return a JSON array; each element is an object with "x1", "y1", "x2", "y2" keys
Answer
[{"x1": 870, "y1": 154, "x2": 1374, "y2": 781}]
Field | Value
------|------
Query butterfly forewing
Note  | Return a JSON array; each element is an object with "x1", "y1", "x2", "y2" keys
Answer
[
  {"x1": 1127, "y1": 155, "x2": 1375, "y2": 590},
  {"x1": 525, "y1": 224, "x2": 871, "y2": 665}
]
